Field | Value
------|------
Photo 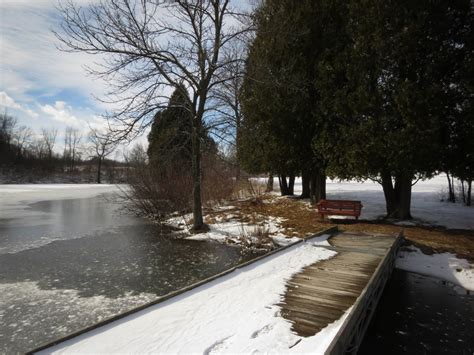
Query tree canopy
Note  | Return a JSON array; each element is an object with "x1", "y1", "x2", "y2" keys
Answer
[{"x1": 239, "y1": 0, "x2": 473, "y2": 217}]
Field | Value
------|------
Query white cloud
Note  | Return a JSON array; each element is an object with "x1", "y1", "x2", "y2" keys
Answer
[
  {"x1": 0, "y1": 91, "x2": 39, "y2": 118},
  {"x1": 0, "y1": 0, "x2": 108, "y2": 104},
  {"x1": 40, "y1": 101, "x2": 81, "y2": 127},
  {"x1": 0, "y1": 91, "x2": 21, "y2": 109}
]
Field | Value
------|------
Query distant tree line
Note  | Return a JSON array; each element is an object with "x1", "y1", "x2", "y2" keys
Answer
[
  {"x1": 239, "y1": 0, "x2": 473, "y2": 216},
  {"x1": 0, "y1": 111, "x2": 122, "y2": 183}
]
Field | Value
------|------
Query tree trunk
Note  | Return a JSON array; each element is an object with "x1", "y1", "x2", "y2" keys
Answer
[
  {"x1": 300, "y1": 171, "x2": 310, "y2": 198},
  {"x1": 191, "y1": 117, "x2": 204, "y2": 231},
  {"x1": 288, "y1": 174, "x2": 295, "y2": 195},
  {"x1": 381, "y1": 171, "x2": 396, "y2": 216},
  {"x1": 446, "y1": 172, "x2": 455, "y2": 202},
  {"x1": 265, "y1": 174, "x2": 274, "y2": 192},
  {"x1": 97, "y1": 158, "x2": 102, "y2": 184},
  {"x1": 395, "y1": 173, "x2": 412, "y2": 219},
  {"x1": 467, "y1": 180, "x2": 472, "y2": 206},
  {"x1": 461, "y1": 179, "x2": 466, "y2": 203},
  {"x1": 309, "y1": 171, "x2": 326, "y2": 205},
  {"x1": 279, "y1": 174, "x2": 290, "y2": 196},
  {"x1": 381, "y1": 172, "x2": 412, "y2": 219}
]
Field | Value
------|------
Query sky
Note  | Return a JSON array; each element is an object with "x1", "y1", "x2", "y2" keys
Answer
[
  {"x1": 0, "y1": 0, "x2": 253, "y2": 157},
  {"x1": 0, "y1": 0, "x2": 144, "y2": 156}
]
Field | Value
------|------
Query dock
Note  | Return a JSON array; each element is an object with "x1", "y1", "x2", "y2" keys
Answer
[
  {"x1": 29, "y1": 227, "x2": 402, "y2": 354},
  {"x1": 282, "y1": 230, "x2": 402, "y2": 354}
]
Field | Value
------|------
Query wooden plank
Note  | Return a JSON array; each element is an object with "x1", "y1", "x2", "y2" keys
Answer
[
  {"x1": 285, "y1": 290, "x2": 354, "y2": 308},
  {"x1": 287, "y1": 280, "x2": 360, "y2": 297},
  {"x1": 290, "y1": 315, "x2": 329, "y2": 330},
  {"x1": 291, "y1": 276, "x2": 363, "y2": 293},
  {"x1": 284, "y1": 297, "x2": 348, "y2": 316},
  {"x1": 286, "y1": 289, "x2": 356, "y2": 307},
  {"x1": 279, "y1": 300, "x2": 344, "y2": 318},
  {"x1": 324, "y1": 231, "x2": 403, "y2": 355},
  {"x1": 282, "y1": 309, "x2": 338, "y2": 326},
  {"x1": 279, "y1": 229, "x2": 401, "y2": 346}
]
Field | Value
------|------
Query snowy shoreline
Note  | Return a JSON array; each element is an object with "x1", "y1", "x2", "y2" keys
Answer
[{"x1": 396, "y1": 245, "x2": 474, "y2": 292}]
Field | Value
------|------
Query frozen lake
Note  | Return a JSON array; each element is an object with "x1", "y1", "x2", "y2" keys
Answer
[{"x1": 0, "y1": 185, "x2": 253, "y2": 353}]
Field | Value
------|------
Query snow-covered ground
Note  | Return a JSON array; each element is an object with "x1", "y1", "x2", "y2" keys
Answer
[
  {"x1": 397, "y1": 246, "x2": 474, "y2": 292},
  {"x1": 285, "y1": 174, "x2": 473, "y2": 230},
  {"x1": 168, "y1": 212, "x2": 297, "y2": 248},
  {"x1": 42, "y1": 240, "x2": 349, "y2": 354}
]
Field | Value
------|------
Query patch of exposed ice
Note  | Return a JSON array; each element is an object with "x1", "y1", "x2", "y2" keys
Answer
[
  {"x1": 0, "y1": 184, "x2": 121, "y2": 220},
  {"x1": 396, "y1": 246, "x2": 474, "y2": 291},
  {"x1": 0, "y1": 281, "x2": 156, "y2": 353}
]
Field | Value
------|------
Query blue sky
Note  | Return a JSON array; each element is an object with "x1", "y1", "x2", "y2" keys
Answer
[
  {"x1": 0, "y1": 0, "x2": 138, "y2": 154},
  {"x1": 0, "y1": 0, "x2": 252, "y2": 154},
  {"x1": 1, "y1": 1, "x2": 102, "y2": 121}
]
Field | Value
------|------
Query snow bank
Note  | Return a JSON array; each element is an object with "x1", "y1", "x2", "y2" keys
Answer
[
  {"x1": 396, "y1": 246, "x2": 474, "y2": 291},
  {"x1": 170, "y1": 212, "x2": 295, "y2": 248},
  {"x1": 42, "y1": 241, "x2": 347, "y2": 354}
]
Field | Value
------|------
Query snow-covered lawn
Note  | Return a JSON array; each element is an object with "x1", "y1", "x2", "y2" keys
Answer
[
  {"x1": 41, "y1": 240, "x2": 348, "y2": 354},
  {"x1": 287, "y1": 174, "x2": 473, "y2": 230},
  {"x1": 396, "y1": 246, "x2": 474, "y2": 291}
]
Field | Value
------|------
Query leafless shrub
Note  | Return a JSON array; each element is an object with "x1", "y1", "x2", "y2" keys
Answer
[
  {"x1": 232, "y1": 222, "x2": 276, "y2": 254},
  {"x1": 122, "y1": 164, "x2": 193, "y2": 221},
  {"x1": 123, "y1": 153, "x2": 236, "y2": 224},
  {"x1": 232, "y1": 178, "x2": 267, "y2": 202}
]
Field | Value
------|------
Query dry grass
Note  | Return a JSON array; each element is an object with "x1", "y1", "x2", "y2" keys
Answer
[{"x1": 208, "y1": 194, "x2": 474, "y2": 261}]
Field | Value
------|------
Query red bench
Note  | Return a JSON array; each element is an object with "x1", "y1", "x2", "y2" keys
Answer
[{"x1": 316, "y1": 199, "x2": 363, "y2": 220}]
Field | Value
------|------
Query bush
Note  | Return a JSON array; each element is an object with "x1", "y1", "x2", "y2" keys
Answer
[{"x1": 124, "y1": 153, "x2": 236, "y2": 222}]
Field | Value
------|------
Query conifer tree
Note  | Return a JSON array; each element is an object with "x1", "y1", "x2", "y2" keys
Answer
[{"x1": 317, "y1": 0, "x2": 472, "y2": 219}]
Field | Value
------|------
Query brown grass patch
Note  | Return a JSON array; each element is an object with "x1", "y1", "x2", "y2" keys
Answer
[{"x1": 209, "y1": 195, "x2": 474, "y2": 261}]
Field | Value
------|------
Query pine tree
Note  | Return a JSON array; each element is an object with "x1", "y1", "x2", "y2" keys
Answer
[
  {"x1": 240, "y1": 0, "x2": 347, "y2": 201},
  {"x1": 148, "y1": 86, "x2": 193, "y2": 171},
  {"x1": 317, "y1": 0, "x2": 472, "y2": 219}
]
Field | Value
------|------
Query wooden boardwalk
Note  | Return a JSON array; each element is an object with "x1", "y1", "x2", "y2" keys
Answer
[{"x1": 279, "y1": 230, "x2": 402, "y2": 354}]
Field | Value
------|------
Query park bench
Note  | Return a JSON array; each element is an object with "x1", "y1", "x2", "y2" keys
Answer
[{"x1": 316, "y1": 199, "x2": 363, "y2": 220}]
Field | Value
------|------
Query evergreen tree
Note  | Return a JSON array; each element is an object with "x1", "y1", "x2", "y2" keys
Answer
[
  {"x1": 317, "y1": 0, "x2": 472, "y2": 219},
  {"x1": 240, "y1": 0, "x2": 346, "y2": 201},
  {"x1": 147, "y1": 85, "x2": 218, "y2": 175},
  {"x1": 148, "y1": 86, "x2": 193, "y2": 171}
]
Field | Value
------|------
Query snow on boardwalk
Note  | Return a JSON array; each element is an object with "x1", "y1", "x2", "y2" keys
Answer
[{"x1": 40, "y1": 236, "x2": 345, "y2": 354}]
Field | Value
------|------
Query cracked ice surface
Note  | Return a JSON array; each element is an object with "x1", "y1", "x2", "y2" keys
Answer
[{"x1": 0, "y1": 281, "x2": 156, "y2": 353}]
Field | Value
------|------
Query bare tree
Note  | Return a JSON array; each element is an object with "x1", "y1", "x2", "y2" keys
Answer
[
  {"x1": 56, "y1": 0, "x2": 250, "y2": 231},
  {"x1": 31, "y1": 138, "x2": 47, "y2": 160},
  {"x1": 0, "y1": 112, "x2": 17, "y2": 147},
  {"x1": 64, "y1": 126, "x2": 82, "y2": 171},
  {"x1": 13, "y1": 125, "x2": 33, "y2": 158},
  {"x1": 210, "y1": 44, "x2": 247, "y2": 179},
  {"x1": 89, "y1": 128, "x2": 118, "y2": 184},
  {"x1": 41, "y1": 128, "x2": 58, "y2": 159}
]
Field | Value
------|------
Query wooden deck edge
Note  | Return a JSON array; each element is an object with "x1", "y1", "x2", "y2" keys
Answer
[
  {"x1": 27, "y1": 226, "x2": 339, "y2": 354},
  {"x1": 324, "y1": 231, "x2": 404, "y2": 355}
]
